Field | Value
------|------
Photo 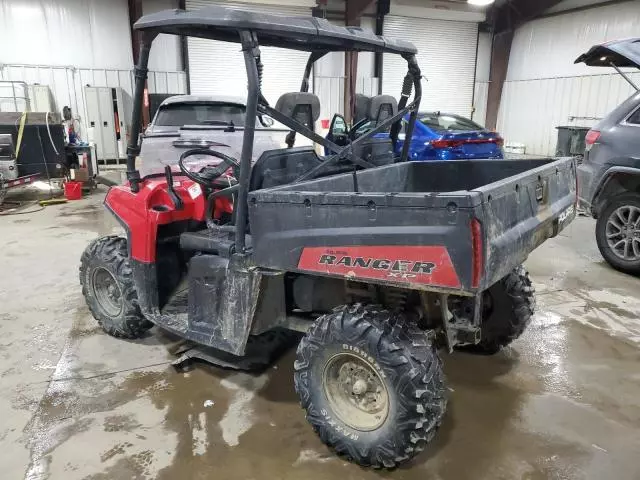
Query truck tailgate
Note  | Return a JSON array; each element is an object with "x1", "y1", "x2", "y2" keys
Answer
[
  {"x1": 477, "y1": 157, "x2": 577, "y2": 289},
  {"x1": 248, "y1": 158, "x2": 577, "y2": 295}
]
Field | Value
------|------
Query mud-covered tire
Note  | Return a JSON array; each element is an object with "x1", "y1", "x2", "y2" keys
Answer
[
  {"x1": 595, "y1": 193, "x2": 640, "y2": 275},
  {"x1": 294, "y1": 303, "x2": 447, "y2": 468},
  {"x1": 80, "y1": 236, "x2": 152, "y2": 338},
  {"x1": 474, "y1": 265, "x2": 535, "y2": 354}
]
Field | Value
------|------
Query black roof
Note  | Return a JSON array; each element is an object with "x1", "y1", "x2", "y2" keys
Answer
[{"x1": 134, "y1": 6, "x2": 417, "y2": 55}]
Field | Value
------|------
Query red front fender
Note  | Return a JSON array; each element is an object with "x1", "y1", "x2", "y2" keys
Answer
[{"x1": 105, "y1": 177, "x2": 232, "y2": 262}]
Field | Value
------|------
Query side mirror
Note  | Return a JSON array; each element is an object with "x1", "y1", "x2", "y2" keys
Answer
[
  {"x1": 259, "y1": 115, "x2": 274, "y2": 128},
  {"x1": 330, "y1": 114, "x2": 347, "y2": 136}
]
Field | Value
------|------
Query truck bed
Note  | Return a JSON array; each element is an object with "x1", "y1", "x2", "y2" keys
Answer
[{"x1": 248, "y1": 158, "x2": 577, "y2": 294}]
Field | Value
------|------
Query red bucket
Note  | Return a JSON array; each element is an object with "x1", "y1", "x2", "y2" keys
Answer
[{"x1": 64, "y1": 181, "x2": 83, "y2": 200}]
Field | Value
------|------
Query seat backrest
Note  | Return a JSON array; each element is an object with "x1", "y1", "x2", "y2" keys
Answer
[
  {"x1": 249, "y1": 146, "x2": 322, "y2": 191},
  {"x1": 275, "y1": 92, "x2": 321, "y2": 130},
  {"x1": 354, "y1": 94, "x2": 371, "y2": 124},
  {"x1": 349, "y1": 95, "x2": 399, "y2": 167},
  {"x1": 369, "y1": 95, "x2": 398, "y2": 125}
]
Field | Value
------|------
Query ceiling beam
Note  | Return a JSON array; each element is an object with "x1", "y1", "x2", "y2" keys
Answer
[
  {"x1": 491, "y1": 0, "x2": 566, "y2": 33},
  {"x1": 346, "y1": 0, "x2": 375, "y2": 26}
]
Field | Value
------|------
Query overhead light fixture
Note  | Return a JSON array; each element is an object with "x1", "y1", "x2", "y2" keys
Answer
[{"x1": 468, "y1": 0, "x2": 495, "y2": 6}]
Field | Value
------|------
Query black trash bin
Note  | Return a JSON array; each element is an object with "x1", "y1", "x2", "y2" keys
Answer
[{"x1": 555, "y1": 126, "x2": 591, "y2": 157}]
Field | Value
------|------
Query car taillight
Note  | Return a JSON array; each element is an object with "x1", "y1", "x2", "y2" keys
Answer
[
  {"x1": 471, "y1": 218, "x2": 483, "y2": 289},
  {"x1": 430, "y1": 137, "x2": 504, "y2": 149},
  {"x1": 585, "y1": 130, "x2": 600, "y2": 145},
  {"x1": 431, "y1": 139, "x2": 463, "y2": 149}
]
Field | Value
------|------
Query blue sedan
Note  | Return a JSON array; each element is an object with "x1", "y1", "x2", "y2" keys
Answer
[{"x1": 343, "y1": 112, "x2": 504, "y2": 161}]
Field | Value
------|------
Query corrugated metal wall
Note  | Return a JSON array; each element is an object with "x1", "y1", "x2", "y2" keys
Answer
[
  {"x1": 497, "y1": 1, "x2": 640, "y2": 155},
  {"x1": 144, "y1": 0, "x2": 183, "y2": 72},
  {"x1": 185, "y1": 1, "x2": 312, "y2": 103},
  {"x1": 0, "y1": 0, "x2": 133, "y2": 69},
  {"x1": 0, "y1": 65, "x2": 187, "y2": 137},
  {"x1": 382, "y1": 15, "x2": 479, "y2": 117},
  {"x1": 472, "y1": 31, "x2": 492, "y2": 126}
]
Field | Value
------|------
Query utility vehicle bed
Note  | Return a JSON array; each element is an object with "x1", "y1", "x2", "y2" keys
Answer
[{"x1": 249, "y1": 158, "x2": 577, "y2": 293}]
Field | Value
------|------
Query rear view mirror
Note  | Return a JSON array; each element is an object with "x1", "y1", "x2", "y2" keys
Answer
[{"x1": 330, "y1": 114, "x2": 347, "y2": 135}]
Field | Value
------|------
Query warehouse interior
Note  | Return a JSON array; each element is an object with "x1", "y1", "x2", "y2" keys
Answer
[{"x1": 1, "y1": 0, "x2": 640, "y2": 478}]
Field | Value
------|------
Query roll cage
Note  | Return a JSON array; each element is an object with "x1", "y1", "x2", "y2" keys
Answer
[{"x1": 127, "y1": 5, "x2": 422, "y2": 253}]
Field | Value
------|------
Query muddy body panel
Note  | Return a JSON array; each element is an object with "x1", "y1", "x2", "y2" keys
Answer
[{"x1": 249, "y1": 159, "x2": 577, "y2": 293}]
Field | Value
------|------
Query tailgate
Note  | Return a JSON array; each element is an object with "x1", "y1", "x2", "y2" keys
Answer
[{"x1": 477, "y1": 157, "x2": 577, "y2": 288}]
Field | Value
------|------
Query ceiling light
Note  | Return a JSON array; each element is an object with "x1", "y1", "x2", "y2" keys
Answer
[{"x1": 468, "y1": 0, "x2": 495, "y2": 6}]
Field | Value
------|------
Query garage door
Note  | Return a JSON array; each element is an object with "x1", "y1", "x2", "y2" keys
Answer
[
  {"x1": 186, "y1": 1, "x2": 311, "y2": 105},
  {"x1": 382, "y1": 16, "x2": 478, "y2": 117}
]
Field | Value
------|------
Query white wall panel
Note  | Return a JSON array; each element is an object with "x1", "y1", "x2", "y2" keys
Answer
[
  {"x1": 498, "y1": 1, "x2": 640, "y2": 155},
  {"x1": 506, "y1": 2, "x2": 640, "y2": 80},
  {"x1": 144, "y1": 0, "x2": 183, "y2": 72},
  {"x1": 357, "y1": 16, "x2": 376, "y2": 79},
  {"x1": 544, "y1": 0, "x2": 615, "y2": 15},
  {"x1": 0, "y1": 0, "x2": 133, "y2": 70},
  {"x1": 497, "y1": 72, "x2": 640, "y2": 155},
  {"x1": 472, "y1": 81, "x2": 489, "y2": 126},
  {"x1": 472, "y1": 31, "x2": 492, "y2": 126}
]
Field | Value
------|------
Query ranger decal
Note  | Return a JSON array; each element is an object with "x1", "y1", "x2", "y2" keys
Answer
[{"x1": 298, "y1": 246, "x2": 460, "y2": 288}]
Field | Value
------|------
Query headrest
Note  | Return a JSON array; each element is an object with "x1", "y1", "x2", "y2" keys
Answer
[
  {"x1": 354, "y1": 94, "x2": 371, "y2": 123},
  {"x1": 369, "y1": 95, "x2": 398, "y2": 123},
  {"x1": 275, "y1": 92, "x2": 321, "y2": 129}
]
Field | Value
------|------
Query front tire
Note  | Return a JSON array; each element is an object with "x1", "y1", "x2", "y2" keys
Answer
[
  {"x1": 80, "y1": 236, "x2": 152, "y2": 338},
  {"x1": 596, "y1": 193, "x2": 640, "y2": 274},
  {"x1": 294, "y1": 304, "x2": 447, "y2": 468}
]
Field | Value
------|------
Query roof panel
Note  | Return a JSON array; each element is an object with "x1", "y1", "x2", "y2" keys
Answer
[{"x1": 134, "y1": 6, "x2": 417, "y2": 55}]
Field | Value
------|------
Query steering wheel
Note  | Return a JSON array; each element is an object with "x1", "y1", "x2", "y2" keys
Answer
[{"x1": 178, "y1": 148, "x2": 240, "y2": 187}]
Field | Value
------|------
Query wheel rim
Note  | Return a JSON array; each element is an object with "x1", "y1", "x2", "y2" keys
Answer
[
  {"x1": 91, "y1": 267, "x2": 124, "y2": 317},
  {"x1": 322, "y1": 352, "x2": 389, "y2": 431},
  {"x1": 605, "y1": 205, "x2": 640, "y2": 261}
]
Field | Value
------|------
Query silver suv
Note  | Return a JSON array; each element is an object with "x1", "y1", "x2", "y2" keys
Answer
[
  {"x1": 576, "y1": 38, "x2": 640, "y2": 274},
  {"x1": 146, "y1": 95, "x2": 247, "y2": 134}
]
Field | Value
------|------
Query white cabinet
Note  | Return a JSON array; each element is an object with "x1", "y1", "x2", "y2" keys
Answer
[{"x1": 84, "y1": 86, "x2": 132, "y2": 164}]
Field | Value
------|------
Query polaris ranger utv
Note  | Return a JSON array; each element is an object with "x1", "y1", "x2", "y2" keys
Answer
[{"x1": 80, "y1": 6, "x2": 577, "y2": 468}]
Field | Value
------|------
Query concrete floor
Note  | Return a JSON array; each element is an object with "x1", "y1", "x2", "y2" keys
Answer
[{"x1": 1, "y1": 187, "x2": 640, "y2": 480}]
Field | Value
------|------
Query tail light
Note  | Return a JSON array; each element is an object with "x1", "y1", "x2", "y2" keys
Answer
[
  {"x1": 471, "y1": 218, "x2": 483, "y2": 289},
  {"x1": 585, "y1": 130, "x2": 600, "y2": 146},
  {"x1": 430, "y1": 139, "x2": 463, "y2": 149},
  {"x1": 430, "y1": 137, "x2": 504, "y2": 149}
]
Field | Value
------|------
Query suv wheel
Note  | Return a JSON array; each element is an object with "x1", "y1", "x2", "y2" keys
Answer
[{"x1": 596, "y1": 193, "x2": 640, "y2": 274}]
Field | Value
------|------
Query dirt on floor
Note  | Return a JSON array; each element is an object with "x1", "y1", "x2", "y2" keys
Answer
[{"x1": 1, "y1": 187, "x2": 639, "y2": 480}]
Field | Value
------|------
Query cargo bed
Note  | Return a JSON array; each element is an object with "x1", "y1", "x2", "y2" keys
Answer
[{"x1": 248, "y1": 158, "x2": 577, "y2": 293}]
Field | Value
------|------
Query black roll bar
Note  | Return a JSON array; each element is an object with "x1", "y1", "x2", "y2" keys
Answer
[
  {"x1": 123, "y1": 31, "x2": 421, "y2": 257},
  {"x1": 235, "y1": 30, "x2": 260, "y2": 253},
  {"x1": 126, "y1": 34, "x2": 156, "y2": 193},
  {"x1": 294, "y1": 99, "x2": 420, "y2": 183},
  {"x1": 399, "y1": 54, "x2": 422, "y2": 162},
  {"x1": 258, "y1": 102, "x2": 375, "y2": 169}
]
